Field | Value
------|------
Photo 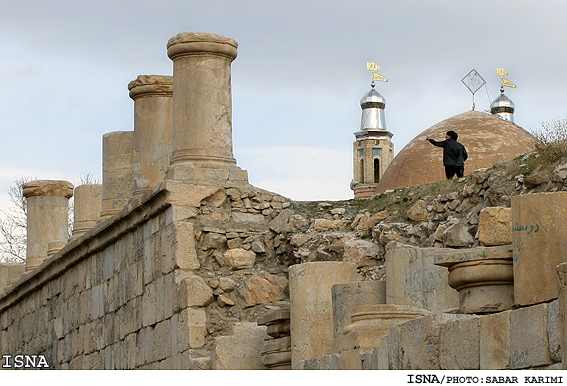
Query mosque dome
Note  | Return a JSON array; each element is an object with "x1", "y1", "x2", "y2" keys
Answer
[
  {"x1": 490, "y1": 87, "x2": 515, "y2": 123},
  {"x1": 374, "y1": 110, "x2": 534, "y2": 193}
]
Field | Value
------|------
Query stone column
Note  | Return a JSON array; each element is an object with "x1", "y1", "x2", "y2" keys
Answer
[
  {"x1": 512, "y1": 192, "x2": 567, "y2": 306},
  {"x1": 258, "y1": 308, "x2": 291, "y2": 370},
  {"x1": 0, "y1": 263, "x2": 25, "y2": 293},
  {"x1": 334, "y1": 304, "x2": 430, "y2": 353},
  {"x1": 128, "y1": 75, "x2": 173, "y2": 197},
  {"x1": 23, "y1": 180, "x2": 73, "y2": 272},
  {"x1": 289, "y1": 261, "x2": 357, "y2": 369},
  {"x1": 72, "y1": 184, "x2": 102, "y2": 239},
  {"x1": 331, "y1": 280, "x2": 386, "y2": 339},
  {"x1": 100, "y1": 131, "x2": 134, "y2": 218},
  {"x1": 166, "y1": 32, "x2": 247, "y2": 184},
  {"x1": 385, "y1": 247, "x2": 459, "y2": 312},
  {"x1": 434, "y1": 245, "x2": 514, "y2": 313}
]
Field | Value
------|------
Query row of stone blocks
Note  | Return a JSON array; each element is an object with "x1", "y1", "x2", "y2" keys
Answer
[{"x1": 298, "y1": 300, "x2": 562, "y2": 370}]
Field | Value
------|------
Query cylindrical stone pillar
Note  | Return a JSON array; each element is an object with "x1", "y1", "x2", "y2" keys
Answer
[
  {"x1": 23, "y1": 180, "x2": 73, "y2": 272},
  {"x1": 100, "y1": 131, "x2": 134, "y2": 218},
  {"x1": 47, "y1": 240, "x2": 66, "y2": 257},
  {"x1": 72, "y1": 184, "x2": 102, "y2": 238},
  {"x1": 128, "y1": 75, "x2": 173, "y2": 196},
  {"x1": 331, "y1": 280, "x2": 386, "y2": 339},
  {"x1": 289, "y1": 262, "x2": 357, "y2": 369},
  {"x1": 166, "y1": 32, "x2": 247, "y2": 183},
  {"x1": 512, "y1": 192, "x2": 567, "y2": 306}
]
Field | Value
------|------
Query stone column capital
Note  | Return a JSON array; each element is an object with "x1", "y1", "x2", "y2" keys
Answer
[
  {"x1": 167, "y1": 32, "x2": 238, "y2": 62},
  {"x1": 128, "y1": 75, "x2": 173, "y2": 100},
  {"x1": 22, "y1": 180, "x2": 74, "y2": 199}
]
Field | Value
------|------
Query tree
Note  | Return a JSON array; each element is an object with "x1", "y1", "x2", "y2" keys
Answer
[
  {"x1": 0, "y1": 177, "x2": 32, "y2": 263},
  {"x1": 532, "y1": 118, "x2": 567, "y2": 165},
  {"x1": 0, "y1": 175, "x2": 92, "y2": 264}
]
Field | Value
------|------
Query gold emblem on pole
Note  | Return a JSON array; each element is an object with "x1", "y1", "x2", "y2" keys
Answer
[
  {"x1": 367, "y1": 62, "x2": 388, "y2": 82},
  {"x1": 497, "y1": 68, "x2": 516, "y2": 88}
]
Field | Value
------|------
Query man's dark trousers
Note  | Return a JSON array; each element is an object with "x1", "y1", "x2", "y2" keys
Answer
[{"x1": 445, "y1": 165, "x2": 464, "y2": 179}]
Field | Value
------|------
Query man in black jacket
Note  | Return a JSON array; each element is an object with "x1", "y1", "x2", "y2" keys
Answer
[{"x1": 426, "y1": 130, "x2": 468, "y2": 179}]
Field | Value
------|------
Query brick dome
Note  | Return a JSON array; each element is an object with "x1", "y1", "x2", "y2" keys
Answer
[{"x1": 374, "y1": 110, "x2": 534, "y2": 193}]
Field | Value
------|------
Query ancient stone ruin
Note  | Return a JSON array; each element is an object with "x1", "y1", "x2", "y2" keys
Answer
[{"x1": 1, "y1": 31, "x2": 567, "y2": 370}]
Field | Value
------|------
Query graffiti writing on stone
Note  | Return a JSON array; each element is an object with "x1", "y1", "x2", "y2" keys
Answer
[
  {"x1": 433, "y1": 251, "x2": 488, "y2": 264},
  {"x1": 510, "y1": 350, "x2": 528, "y2": 368},
  {"x1": 512, "y1": 223, "x2": 540, "y2": 235}
]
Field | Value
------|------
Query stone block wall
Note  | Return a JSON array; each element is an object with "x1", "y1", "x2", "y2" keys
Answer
[
  {"x1": 0, "y1": 181, "x2": 292, "y2": 369},
  {"x1": 298, "y1": 300, "x2": 562, "y2": 370}
]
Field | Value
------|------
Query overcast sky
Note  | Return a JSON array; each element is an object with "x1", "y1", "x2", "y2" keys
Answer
[{"x1": 1, "y1": 0, "x2": 566, "y2": 210}]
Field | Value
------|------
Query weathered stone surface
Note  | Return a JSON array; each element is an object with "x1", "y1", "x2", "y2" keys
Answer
[
  {"x1": 524, "y1": 171, "x2": 549, "y2": 188},
  {"x1": 336, "y1": 304, "x2": 430, "y2": 353},
  {"x1": 342, "y1": 239, "x2": 380, "y2": 267},
  {"x1": 219, "y1": 277, "x2": 236, "y2": 291},
  {"x1": 289, "y1": 262, "x2": 357, "y2": 369},
  {"x1": 340, "y1": 349, "x2": 363, "y2": 370},
  {"x1": 442, "y1": 222, "x2": 474, "y2": 248},
  {"x1": 355, "y1": 211, "x2": 389, "y2": 230},
  {"x1": 237, "y1": 274, "x2": 285, "y2": 308},
  {"x1": 378, "y1": 335, "x2": 389, "y2": 370},
  {"x1": 512, "y1": 192, "x2": 567, "y2": 306},
  {"x1": 23, "y1": 180, "x2": 74, "y2": 271},
  {"x1": 547, "y1": 299, "x2": 561, "y2": 363},
  {"x1": 180, "y1": 275, "x2": 213, "y2": 307},
  {"x1": 100, "y1": 132, "x2": 134, "y2": 218},
  {"x1": 210, "y1": 322, "x2": 268, "y2": 370},
  {"x1": 438, "y1": 315, "x2": 480, "y2": 369},
  {"x1": 510, "y1": 303, "x2": 552, "y2": 369},
  {"x1": 269, "y1": 209, "x2": 292, "y2": 233},
  {"x1": 164, "y1": 180, "x2": 222, "y2": 209},
  {"x1": 200, "y1": 232, "x2": 227, "y2": 251},
  {"x1": 178, "y1": 307, "x2": 207, "y2": 350},
  {"x1": 166, "y1": 32, "x2": 247, "y2": 184},
  {"x1": 331, "y1": 281, "x2": 386, "y2": 338},
  {"x1": 433, "y1": 245, "x2": 514, "y2": 314},
  {"x1": 217, "y1": 294, "x2": 235, "y2": 307},
  {"x1": 72, "y1": 184, "x2": 102, "y2": 238},
  {"x1": 165, "y1": 206, "x2": 197, "y2": 225},
  {"x1": 222, "y1": 248, "x2": 256, "y2": 270},
  {"x1": 407, "y1": 200, "x2": 429, "y2": 222},
  {"x1": 557, "y1": 262, "x2": 567, "y2": 369},
  {"x1": 167, "y1": 221, "x2": 200, "y2": 270},
  {"x1": 129, "y1": 75, "x2": 173, "y2": 197},
  {"x1": 313, "y1": 219, "x2": 347, "y2": 232},
  {"x1": 388, "y1": 313, "x2": 468, "y2": 370},
  {"x1": 552, "y1": 163, "x2": 567, "y2": 182},
  {"x1": 478, "y1": 207, "x2": 512, "y2": 246},
  {"x1": 262, "y1": 336, "x2": 291, "y2": 369},
  {"x1": 231, "y1": 212, "x2": 267, "y2": 228},
  {"x1": 0, "y1": 264, "x2": 25, "y2": 294},
  {"x1": 361, "y1": 349, "x2": 380, "y2": 370},
  {"x1": 385, "y1": 247, "x2": 458, "y2": 312},
  {"x1": 480, "y1": 310, "x2": 511, "y2": 369}
]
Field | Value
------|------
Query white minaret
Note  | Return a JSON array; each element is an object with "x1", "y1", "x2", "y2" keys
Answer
[{"x1": 351, "y1": 81, "x2": 394, "y2": 199}]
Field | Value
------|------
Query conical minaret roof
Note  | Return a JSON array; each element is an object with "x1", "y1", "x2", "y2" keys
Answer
[
  {"x1": 359, "y1": 81, "x2": 387, "y2": 131},
  {"x1": 490, "y1": 86, "x2": 515, "y2": 123}
]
